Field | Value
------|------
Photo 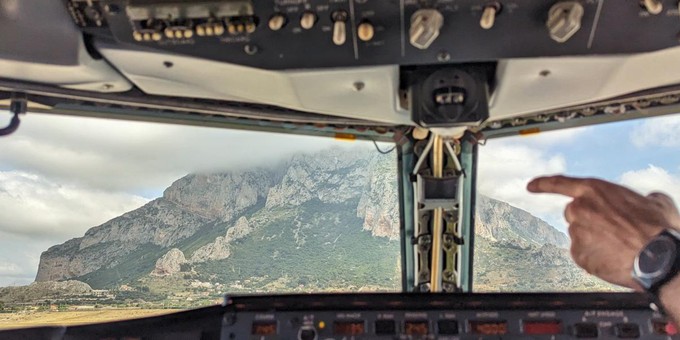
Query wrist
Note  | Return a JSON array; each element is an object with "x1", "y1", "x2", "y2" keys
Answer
[{"x1": 659, "y1": 273, "x2": 680, "y2": 325}]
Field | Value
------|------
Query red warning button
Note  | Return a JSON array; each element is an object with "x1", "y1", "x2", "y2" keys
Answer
[
  {"x1": 653, "y1": 321, "x2": 678, "y2": 335},
  {"x1": 522, "y1": 320, "x2": 562, "y2": 335}
]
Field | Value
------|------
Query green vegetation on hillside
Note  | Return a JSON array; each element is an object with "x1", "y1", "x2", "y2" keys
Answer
[
  {"x1": 179, "y1": 200, "x2": 267, "y2": 259},
  {"x1": 194, "y1": 199, "x2": 401, "y2": 292},
  {"x1": 474, "y1": 236, "x2": 626, "y2": 292},
  {"x1": 76, "y1": 244, "x2": 164, "y2": 288},
  {"x1": 75, "y1": 198, "x2": 401, "y2": 294}
]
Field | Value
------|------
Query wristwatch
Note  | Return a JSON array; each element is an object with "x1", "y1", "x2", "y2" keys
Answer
[{"x1": 633, "y1": 229, "x2": 680, "y2": 309}]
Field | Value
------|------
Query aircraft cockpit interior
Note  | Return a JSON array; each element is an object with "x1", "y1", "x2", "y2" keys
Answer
[{"x1": 1, "y1": 0, "x2": 680, "y2": 338}]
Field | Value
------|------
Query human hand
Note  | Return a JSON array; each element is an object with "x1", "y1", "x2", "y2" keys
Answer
[{"x1": 527, "y1": 175, "x2": 679, "y2": 290}]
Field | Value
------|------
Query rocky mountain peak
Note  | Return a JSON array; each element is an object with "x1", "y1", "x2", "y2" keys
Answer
[
  {"x1": 265, "y1": 148, "x2": 370, "y2": 209},
  {"x1": 163, "y1": 171, "x2": 274, "y2": 221}
]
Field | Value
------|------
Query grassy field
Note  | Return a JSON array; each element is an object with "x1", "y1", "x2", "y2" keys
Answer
[{"x1": 0, "y1": 309, "x2": 180, "y2": 330}]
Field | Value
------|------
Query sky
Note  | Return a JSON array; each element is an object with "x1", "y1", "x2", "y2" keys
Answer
[
  {"x1": 0, "y1": 112, "x2": 344, "y2": 286},
  {"x1": 1, "y1": 111, "x2": 680, "y2": 286},
  {"x1": 478, "y1": 114, "x2": 680, "y2": 233}
]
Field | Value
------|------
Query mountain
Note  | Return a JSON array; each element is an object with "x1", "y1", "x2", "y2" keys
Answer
[
  {"x1": 36, "y1": 147, "x2": 402, "y2": 292},
  {"x1": 473, "y1": 196, "x2": 621, "y2": 291},
  {"x1": 473, "y1": 237, "x2": 623, "y2": 292},
  {"x1": 475, "y1": 195, "x2": 569, "y2": 248},
  {"x1": 34, "y1": 146, "x2": 620, "y2": 294}
]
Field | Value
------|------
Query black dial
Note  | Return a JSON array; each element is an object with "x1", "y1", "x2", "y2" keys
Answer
[{"x1": 635, "y1": 235, "x2": 677, "y2": 279}]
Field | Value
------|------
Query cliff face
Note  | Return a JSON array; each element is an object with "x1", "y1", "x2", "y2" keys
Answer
[
  {"x1": 35, "y1": 198, "x2": 212, "y2": 281},
  {"x1": 357, "y1": 155, "x2": 400, "y2": 240},
  {"x1": 164, "y1": 170, "x2": 276, "y2": 222},
  {"x1": 475, "y1": 194, "x2": 569, "y2": 248},
  {"x1": 264, "y1": 149, "x2": 369, "y2": 209},
  {"x1": 35, "y1": 147, "x2": 400, "y2": 284}
]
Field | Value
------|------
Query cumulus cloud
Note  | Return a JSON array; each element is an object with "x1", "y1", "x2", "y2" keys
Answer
[
  {"x1": 0, "y1": 171, "x2": 149, "y2": 239},
  {"x1": 478, "y1": 141, "x2": 571, "y2": 231},
  {"x1": 476, "y1": 126, "x2": 597, "y2": 232},
  {"x1": 0, "y1": 113, "x2": 344, "y2": 192},
  {"x1": 619, "y1": 165, "x2": 680, "y2": 204},
  {"x1": 630, "y1": 114, "x2": 680, "y2": 148}
]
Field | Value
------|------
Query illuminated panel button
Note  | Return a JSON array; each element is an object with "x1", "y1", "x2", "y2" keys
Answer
[
  {"x1": 333, "y1": 321, "x2": 364, "y2": 335},
  {"x1": 653, "y1": 321, "x2": 678, "y2": 335},
  {"x1": 523, "y1": 320, "x2": 562, "y2": 335},
  {"x1": 469, "y1": 320, "x2": 508, "y2": 335},
  {"x1": 668, "y1": 323, "x2": 679, "y2": 335},
  {"x1": 614, "y1": 323, "x2": 640, "y2": 338},
  {"x1": 572, "y1": 323, "x2": 598, "y2": 338},
  {"x1": 437, "y1": 320, "x2": 459, "y2": 335},
  {"x1": 405, "y1": 321, "x2": 429, "y2": 335},
  {"x1": 374, "y1": 320, "x2": 396, "y2": 335},
  {"x1": 251, "y1": 321, "x2": 277, "y2": 335}
]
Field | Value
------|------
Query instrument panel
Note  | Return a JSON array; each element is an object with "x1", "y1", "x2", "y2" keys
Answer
[
  {"x1": 221, "y1": 293, "x2": 678, "y2": 339},
  {"x1": 66, "y1": 0, "x2": 680, "y2": 70},
  {"x1": 0, "y1": 293, "x2": 677, "y2": 339}
]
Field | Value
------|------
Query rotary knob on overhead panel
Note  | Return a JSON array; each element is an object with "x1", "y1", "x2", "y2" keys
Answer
[{"x1": 546, "y1": 1, "x2": 584, "y2": 43}]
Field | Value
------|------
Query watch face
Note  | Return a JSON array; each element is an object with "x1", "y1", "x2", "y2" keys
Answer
[{"x1": 635, "y1": 235, "x2": 677, "y2": 279}]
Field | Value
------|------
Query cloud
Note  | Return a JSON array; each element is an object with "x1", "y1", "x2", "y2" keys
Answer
[
  {"x1": 619, "y1": 165, "x2": 680, "y2": 204},
  {"x1": 0, "y1": 113, "x2": 345, "y2": 192},
  {"x1": 478, "y1": 141, "x2": 571, "y2": 231},
  {"x1": 0, "y1": 231, "x2": 54, "y2": 286},
  {"x1": 630, "y1": 115, "x2": 680, "y2": 148},
  {"x1": 0, "y1": 171, "x2": 149, "y2": 240}
]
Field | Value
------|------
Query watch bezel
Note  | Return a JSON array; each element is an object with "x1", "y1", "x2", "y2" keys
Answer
[
  {"x1": 634, "y1": 235, "x2": 676, "y2": 279},
  {"x1": 633, "y1": 229, "x2": 680, "y2": 292}
]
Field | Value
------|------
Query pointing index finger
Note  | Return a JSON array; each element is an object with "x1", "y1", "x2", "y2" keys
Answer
[{"x1": 527, "y1": 175, "x2": 591, "y2": 198}]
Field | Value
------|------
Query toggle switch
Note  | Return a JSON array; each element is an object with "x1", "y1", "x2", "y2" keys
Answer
[
  {"x1": 480, "y1": 3, "x2": 501, "y2": 30},
  {"x1": 409, "y1": 9, "x2": 444, "y2": 49},
  {"x1": 268, "y1": 13, "x2": 287, "y2": 31},
  {"x1": 332, "y1": 11, "x2": 348, "y2": 46},
  {"x1": 642, "y1": 0, "x2": 663, "y2": 14},
  {"x1": 300, "y1": 11, "x2": 317, "y2": 30},
  {"x1": 546, "y1": 1, "x2": 584, "y2": 43},
  {"x1": 357, "y1": 21, "x2": 375, "y2": 41}
]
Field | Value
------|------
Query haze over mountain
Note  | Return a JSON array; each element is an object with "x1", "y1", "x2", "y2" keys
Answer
[{"x1": 30, "y1": 147, "x2": 618, "y2": 295}]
